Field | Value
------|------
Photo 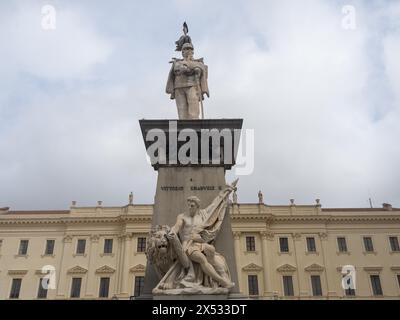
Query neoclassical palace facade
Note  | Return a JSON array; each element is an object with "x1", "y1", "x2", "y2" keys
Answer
[{"x1": 0, "y1": 201, "x2": 399, "y2": 299}]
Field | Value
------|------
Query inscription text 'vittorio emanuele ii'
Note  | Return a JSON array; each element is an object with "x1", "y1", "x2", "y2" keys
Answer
[{"x1": 160, "y1": 185, "x2": 222, "y2": 191}]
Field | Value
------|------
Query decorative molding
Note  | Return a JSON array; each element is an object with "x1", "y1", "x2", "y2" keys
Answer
[
  {"x1": 276, "y1": 264, "x2": 297, "y2": 273},
  {"x1": 363, "y1": 251, "x2": 377, "y2": 256},
  {"x1": 118, "y1": 233, "x2": 133, "y2": 241},
  {"x1": 292, "y1": 233, "x2": 302, "y2": 241},
  {"x1": 90, "y1": 234, "x2": 100, "y2": 243},
  {"x1": 232, "y1": 231, "x2": 241, "y2": 240},
  {"x1": 63, "y1": 235, "x2": 73, "y2": 243},
  {"x1": 305, "y1": 251, "x2": 319, "y2": 256},
  {"x1": 318, "y1": 232, "x2": 328, "y2": 241},
  {"x1": 390, "y1": 266, "x2": 400, "y2": 272},
  {"x1": 242, "y1": 263, "x2": 263, "y2": 272},
  {"x1": 41, "y1": 254, "x2": 56, "y2": 258},
  {"x1": 14, "y1": 254, "x2": 29, "y2": 259},
  {"x1": 304, "y1": 263, "x2": 325, "y2": 272},
  {"x1": 67, "y1": 266, "x2": 88, "y2": 274},
  {"x1": 100, "y1": 253, "x2": 115, "y2": 258},
  {"x1": 244, "y1": 250, "x2": 259, "y2": 256},
  {"x1": 260, "y1": 231, "x2": 274, "y2": 241},
  {"x1": 363, "y1": 266, "x2": 383, "y2": 273},
  {"x1": 95, "y1": 265, "x2": 116, "y2": 274},
  {"x1": 8, "y1": 270, "x2": 28, "y2": 276},
  {"x1": 277, "y1": 251, "x2": 292, "y2": 256},
  {"x1": 336, "y1": 251, "x2": 351, "y2": 256},
  {"x1": 130, "y1": 264, "x2": 146, "y2": 273},
  {"x1": 1, "y1": 210, "x2": 400, "y2": 226}
]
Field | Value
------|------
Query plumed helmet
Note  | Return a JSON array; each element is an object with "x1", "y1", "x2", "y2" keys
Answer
[{"x1": 182, "y1": 42, "x2": 194, "y2": 50}]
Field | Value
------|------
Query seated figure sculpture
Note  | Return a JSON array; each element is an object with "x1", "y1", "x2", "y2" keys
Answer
[{"x1": 147, "y1": 180, "x2": 237, "y2": 295}]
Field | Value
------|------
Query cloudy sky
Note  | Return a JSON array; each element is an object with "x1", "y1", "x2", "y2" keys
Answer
[{"x1": 0, "y1": 0, "x2": 399, "y2": 210}]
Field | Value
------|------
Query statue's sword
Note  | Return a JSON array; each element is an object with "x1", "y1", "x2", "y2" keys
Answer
[{"x1": 200, "y1": 98, "x2": 204, "y2": 119}]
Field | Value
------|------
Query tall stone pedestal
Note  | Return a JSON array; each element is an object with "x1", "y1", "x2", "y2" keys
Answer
[{"x1": 139, "y1": 119, "x2": 243, "y2": 299}]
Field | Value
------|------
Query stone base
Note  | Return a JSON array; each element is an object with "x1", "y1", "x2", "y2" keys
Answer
[
  {"x1": 140, "y1": 119, "x2": 243, "y2": 299},
  {"x1": 153, "y1": 287, "x2": 229, "y2": 296},
  {"x1": 142, "y1": 166, "x2": 240, "y2": 297},
  {"x1": 228, "y1": 293, "x2": 249, "y2": 300}
]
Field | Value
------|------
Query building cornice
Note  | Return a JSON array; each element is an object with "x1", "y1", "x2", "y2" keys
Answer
[{"x1": 1, "y1": 206, "x2": 399, "y2": 226}]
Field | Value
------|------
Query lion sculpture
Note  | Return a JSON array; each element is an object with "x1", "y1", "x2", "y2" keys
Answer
[{"x1": 146, "y1": 225, "x2": 176, "y2": 279}]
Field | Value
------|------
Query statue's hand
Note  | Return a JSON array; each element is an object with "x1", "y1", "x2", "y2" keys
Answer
[
  {"x1": 224, "y1": 185, "x2": 237, "y2": 193},
  {"x1": 191, "y1": 233, "x2": 203, "y2": 242}
]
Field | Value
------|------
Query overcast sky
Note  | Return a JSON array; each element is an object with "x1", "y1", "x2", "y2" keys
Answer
[{"x1": 0, "y1": 0, "x2": 399, "y2": 210}]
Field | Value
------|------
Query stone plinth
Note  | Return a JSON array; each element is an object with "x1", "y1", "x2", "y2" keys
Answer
[{"x1": 139, "y1": 119, "x2": 243, "y2": 299}]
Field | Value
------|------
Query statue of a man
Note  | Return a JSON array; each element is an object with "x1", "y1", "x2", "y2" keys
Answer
[
  {"x1": 166, "y1": 195, "x2": 234, "y2": 289},
  {"x1": 129, "y1": 192, "x2": 133, "y2": 205},
  {"x1": 166, "y1": 42, "x2": 209, "y2": 119},
  {"x1": 258, "y1": 190, "x2": 263, "y2": 204}
]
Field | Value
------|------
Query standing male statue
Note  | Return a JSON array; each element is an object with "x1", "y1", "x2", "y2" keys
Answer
[{"x1": 166, "y1": 23, "x2": 209, "y2": 120}]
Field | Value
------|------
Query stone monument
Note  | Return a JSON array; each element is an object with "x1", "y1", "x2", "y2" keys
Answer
[{"x1": 139, "y1": 23, "x2": 243, "y2": 299}]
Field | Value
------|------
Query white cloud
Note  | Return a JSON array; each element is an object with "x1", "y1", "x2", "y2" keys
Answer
[
  {"x1": 0, "y1": 2, "x2": 112, "y2": 80},
  {"x1": 0, "y1": 1, "x2": 399, "y2": 209}
]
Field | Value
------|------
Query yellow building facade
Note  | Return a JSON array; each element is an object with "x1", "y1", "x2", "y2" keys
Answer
[{"x1": 0, "y1": 201, "x2": 399, "y2": 299}]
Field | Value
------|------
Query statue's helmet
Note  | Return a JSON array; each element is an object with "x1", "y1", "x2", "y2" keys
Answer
[{"x1": 182, "y1": 42, "x2": 194, "y2": 50}]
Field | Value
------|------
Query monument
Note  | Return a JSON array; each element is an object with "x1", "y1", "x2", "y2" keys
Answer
[{"x1": 139, "y1": 23, "x2": 243, "y2": 299}]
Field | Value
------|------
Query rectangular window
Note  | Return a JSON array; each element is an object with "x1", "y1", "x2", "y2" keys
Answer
[
  {"x1": 45, "y1": 240, "x2": 55, "y2": 255},
  {"x1": 363, "y1": 237, "x2": 374, "y2": 252},
  {"x1": 37, "y1": 278, "x2": 48, "y2": 299},
  {"x1": 137, "y1": 237, "x2": 146, "y2": 252},
  {"x1": 246, "y1": 236, "x2": 256, "y2": 252},
  {"x1": 76, "y1": 239, "x2": 86, "y2": 255},
  {"x1": 397, "y1": 275, "x2": 400, "y2": 288},
  {"x1": 9, "y1": 279, "x2": 22, "y2": 299},
  {"x1": 70, "y1": 278, "x2": 82, "y2": 298},
  {"x1": 389, "y1": 236, "x2": 400, "y2": 252},
  {"x1": 104, "y1": 239, "x2": 113, "y2": 254},
  {"x1": 248, "y1": 275, "x2": 259, "y2": 296},
  {"x1": 134, "y1": 276, "x2": 144, "y2": 297},
  {"x1": 337, "y1": 237, "x2": 348, "y2": 252},
  {"x1": 18, "y1": 240, "x2": 29, "y2": 255},
  {"x1": 311, "y1": 275, "x2": 322, "y2": 296},
  {"x1": 99, "y1": 277, "x2": 110, "y2": 298},
  {"x1": 370, "y1": 275, "x2": 383, "y2": 296},
  {"x1": 306, "y1": 237, "x2": 316, "y2": 252},
  {"x1": 279, "y1": 237, "x2": 289, "y2": 252},
  {"x1": 283, "y1": 276, "x2": 294, "y2": 296}
]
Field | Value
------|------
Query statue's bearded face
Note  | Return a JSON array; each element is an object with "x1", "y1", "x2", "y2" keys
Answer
[
  {"x1": 182, "y1": 47, "x2": 193, "y2": 59},
  {"x1": 187, "y1": 200, "x2": 199, "y2": 216}
]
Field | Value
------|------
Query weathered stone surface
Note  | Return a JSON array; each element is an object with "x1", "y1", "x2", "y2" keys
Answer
[{"x1": 142, "y1": 166, "x2": 240, "y2": 298}]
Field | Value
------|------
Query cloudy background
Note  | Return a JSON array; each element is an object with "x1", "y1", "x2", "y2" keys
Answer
[{"x1": 0, "y1": 0, "x2": 399, "y2": 210}]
